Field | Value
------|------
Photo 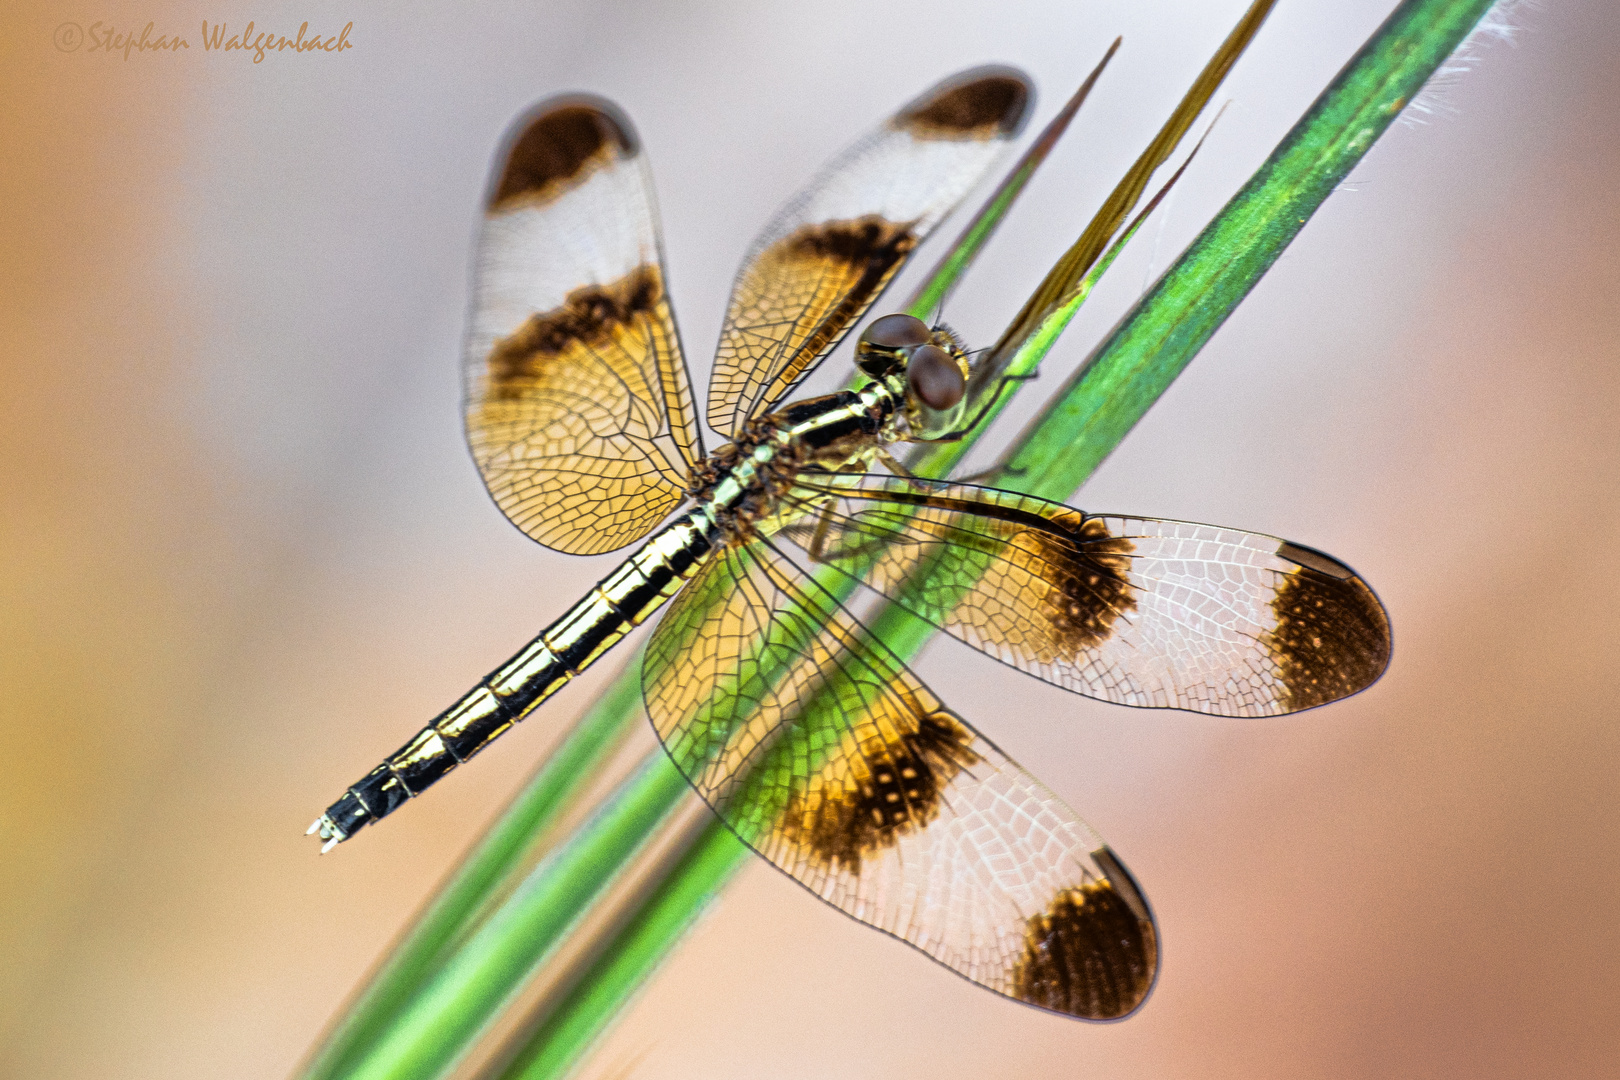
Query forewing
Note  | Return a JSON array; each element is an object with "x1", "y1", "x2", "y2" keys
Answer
[
  {"x1": 465, "y1": 97, "x2": 703, "y2": 556},
  {"x1": 705, "y1": 67, "x2": 1033, "y2": 438},
  {"x1": 643, "y1": 536, "x2": 1157, "y2": 1020},
  {"x1": 782, "y1": 476, "x2": 1391, "y2": 716}
]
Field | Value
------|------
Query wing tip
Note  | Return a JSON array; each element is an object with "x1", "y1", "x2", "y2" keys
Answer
[
  {"x1": 896, "y1": 65, "x2": 1035, "y2": 140},
  {"x1": 487, "y1": 93, "x2": 641, "y2": 213},
  {"x1": 1271, "y1": 539, "x2": 1393, "y2": 711},
  {"x1": 1010, "y1": 846, "x2": 1160, "y2": 1021}
]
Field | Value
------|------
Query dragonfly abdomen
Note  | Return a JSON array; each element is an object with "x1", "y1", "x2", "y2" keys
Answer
[{"x1": 310, "y1": 511, "x2": 720, "y2": 848}]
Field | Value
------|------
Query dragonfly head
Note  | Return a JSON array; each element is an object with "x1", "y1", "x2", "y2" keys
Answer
[{"x1": 855, "y1": 314, "x2": 969, "y2": 441}]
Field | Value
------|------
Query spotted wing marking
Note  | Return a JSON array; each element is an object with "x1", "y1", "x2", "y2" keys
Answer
[
  {"x1": 783, "y1": 476, "x2": 1391, "y2": 716},
  {"x1": 642, "y1": 536, "x2": 1156, "y2": 1019}
]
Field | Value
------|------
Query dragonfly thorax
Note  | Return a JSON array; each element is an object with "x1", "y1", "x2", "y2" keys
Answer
[
  {"x1": 687, "y1": 385, "x2": 898, "y2": 545},
  {"x1": 686, "y1": 424, "x2": 807, "y2": 545}
]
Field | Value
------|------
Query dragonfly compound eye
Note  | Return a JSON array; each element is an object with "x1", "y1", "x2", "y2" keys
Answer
[
  {"x1": 861, "y1": 313, "x2": 932, "y2": 351},
  {"x1": 907, "y1": 344, "x2": 966, "y2": 410}
]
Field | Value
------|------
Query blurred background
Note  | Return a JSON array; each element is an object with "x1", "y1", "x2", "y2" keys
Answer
[{"x1": 3, "y1": 0, "x2": 1617, "y2": 1077}]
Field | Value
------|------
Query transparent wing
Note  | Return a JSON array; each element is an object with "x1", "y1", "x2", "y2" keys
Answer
[
  {"x1": 464, "y1": 96, "x2": 702, "y2": 556},
  {"x1": 781, "y1": 475, "x2": 1391, "y2": 716},
  {"x1": 705, "y1": 67, "x2": 1033, "y2": 438},
  {"x1": 643, "y1": 535, "x2": 1156, "y2": 1020}
]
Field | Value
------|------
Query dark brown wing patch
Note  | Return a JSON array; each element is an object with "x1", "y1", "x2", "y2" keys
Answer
[
  {"x1": 486, "y1": 264, "x2": 663, "y2": 398},
  {"x1": 1267, "y1": 553, "x2": 1391, "y2": 710},
  {"x1": 708, "y1": 216, "x2": 918, "y2": 433},
  {"x1": 897, "y1": 71, "x2": 1031, "y2": 139},
  {"x1": 491, "y1": 103, "x2": 635, "y2": 211},
  {"x1": 1012, "y1": 854, "x2": 1158, "y2": 1020},
  {"x1": 783, "y1": 216, "x2": 919, "y2": 271},
  {"x1": 1040, "y1": 512, "x2": 1139, "y2": 654},
  {"x1": 776, "y1": 707, "x2": 980, "y2": 876},
  {"x1": 762, "y1": 215, "x2": 919, "y2": 375}
]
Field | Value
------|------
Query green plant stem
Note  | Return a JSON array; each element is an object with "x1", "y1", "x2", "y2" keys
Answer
[
  {"x1": 496, "y1": 1, "x2": 1499, "y2": 1077},
  {"x1": 910, "y1": 0, "x2": 1275, "y2": 481},
  {"x1": 493, "y1": 823, "x2": 745, "y2": 1080},
  {"x1": 1008, "y1": 0, "x2": 1500, "y2": 503},
  {"x1": 985, "y1": 0, "x2": 1277, "y2": 367},
  {"x1": 338, "y1": 749, "x2": 693, "y2": 1080}
]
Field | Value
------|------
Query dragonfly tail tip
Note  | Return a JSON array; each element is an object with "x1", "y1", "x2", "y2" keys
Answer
[{"x1": 307, "y1": 813, "x2": 348, "y2": 853}]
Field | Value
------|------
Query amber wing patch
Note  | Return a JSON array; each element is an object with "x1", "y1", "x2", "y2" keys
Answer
[
  {"x1": 485, "y1": 265, "x2": 661, "y2": 397},
  {"x1": 781, "y1": 481, "x2": 1150, "y2": 682},
  {"x1": 469, "y1": 261, "x2": 696, "y2": 555},
  {"x1": 709, "y1": 216, "x2": 917, "y2": 435}
]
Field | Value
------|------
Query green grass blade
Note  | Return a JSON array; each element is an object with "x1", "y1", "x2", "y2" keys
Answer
[
  {"x1": 907, "y1": 0, "x2": 1276, "y2": 485},
  {"x1": 906, "y1": 106, "x2": 1217, "y2": 482},
  {"x1": 336, "y1": 749, "x2": 695, "y2": 1080},
  {"x1": 984, "y1": 0, "x2": 1277, "y2": 372},
  {"x1": 493, "y1": 824, "x2": 747, "y2": 1080},
  {"x1": 1008, "y1": 0, "x2": 1501, "y2": 503}
]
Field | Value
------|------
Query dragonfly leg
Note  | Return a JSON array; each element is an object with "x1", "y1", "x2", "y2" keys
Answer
[
  {"x1": 876, "y1": 448, "x2": 931, "y2": 492},
  {"x1": 949, "y1": 461, "x2": 1027, "y2": 484},
  {"x1": 805, "y1": 498, "x2": 838, "y2": 563}
]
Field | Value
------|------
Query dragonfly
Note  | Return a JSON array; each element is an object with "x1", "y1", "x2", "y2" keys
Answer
[{"x1": 308, "y1": 67, "x2": 1390, "y2": 1021}]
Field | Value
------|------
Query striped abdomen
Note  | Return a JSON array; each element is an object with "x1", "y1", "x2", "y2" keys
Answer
[{"x1": 312, "y1": 511, "x2": 718, "y2": 845}]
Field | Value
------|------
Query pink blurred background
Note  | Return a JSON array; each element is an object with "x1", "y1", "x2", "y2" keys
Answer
[{"x1": 4, "y1": 1, "x2": 1617, "y2": 1077}]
